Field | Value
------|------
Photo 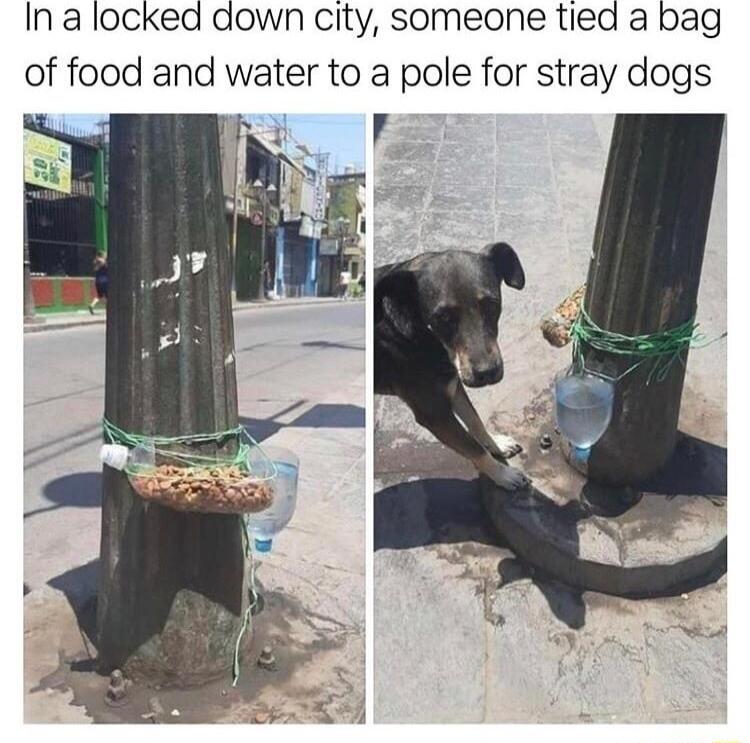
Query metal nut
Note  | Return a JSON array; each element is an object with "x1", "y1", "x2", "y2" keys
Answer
[
  {"x1": 257, "y1": 645, "x2": 277, "y2": 671},
  {"x1": 105, "y1": 668, "x2": 129, "y2": 707}
]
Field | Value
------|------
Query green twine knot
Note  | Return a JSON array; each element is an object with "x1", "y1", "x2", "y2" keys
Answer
[{"x1": 570, "y1": 306, "x2": 726, "y2": 384}]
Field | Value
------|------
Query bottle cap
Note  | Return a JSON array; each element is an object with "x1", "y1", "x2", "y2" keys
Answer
[
  {"x1": 100, "y1": 444, "x2": 129, "y2": 471},
  {"x1": 254, "y1": 538, "x2": 273, "y2": 553},
  {"x1": 573, "y1": 445, "x2": 591, "y2": 463}
]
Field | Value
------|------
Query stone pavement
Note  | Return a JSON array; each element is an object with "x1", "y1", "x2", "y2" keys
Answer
[{"x1": 374, "y1": 115, "x2": 727, "y2": 723}]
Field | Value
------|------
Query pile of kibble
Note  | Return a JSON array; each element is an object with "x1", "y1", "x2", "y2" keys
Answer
[{"x1": 131, "y1": 464, "x2": 274, "y2": 514}]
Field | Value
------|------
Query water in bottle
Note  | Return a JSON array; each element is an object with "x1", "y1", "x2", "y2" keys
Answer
[
  {"x1": 554, "y1": 371, "x2": 614, "y2": 461},
  {"x1": 245, "y1": 447, "x2": 299, "y2": 552}
]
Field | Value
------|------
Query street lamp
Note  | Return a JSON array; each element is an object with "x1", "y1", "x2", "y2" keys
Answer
[
  {"x1": 334, "y1": 216, "x2": 351, "y2": 269},
  {"x1": 332, "y1": 217, "x2": 351, "y2": 299},
  {"x1": 252, "y1": 179, "x2": 277, "y2": 300}
]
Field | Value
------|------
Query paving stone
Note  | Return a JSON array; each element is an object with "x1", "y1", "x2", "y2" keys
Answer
[
  {"x1": 496, "y1": 161, "x2": 556, "y2": 190},
  {"x1": 374, "y1": 549, "x2": 486, "y2": 723},
  {"x1": 485, "y1": 577, "x2": 726, "y2": 722},
  {"x1": 426, "y1": 182, "x2": 496, "y2": 213},
  {"x1": 375, "y1": 157, "x2": 436, "y2": 187},
  {"x1": 433, "y1": 155, "x2": 495, "y2": 187},
  {"x1": 446, "y1": 114, "x2": 496, "y2": 126},
  {"x1": 496, "y1": 141, "x2": 551, "y2": 165},
  {"x1": 374, "y1": 184, "x2": 429, "y2": 213},
  {"x1": 418, "y1": 209, "x2": 495, "y2": 253},
  {"x1": 378, "y1": 125, "x2": 444, "y2": 143},
  {"x1": 379, "y1": 140, "x2": 442, "y2": 164}
]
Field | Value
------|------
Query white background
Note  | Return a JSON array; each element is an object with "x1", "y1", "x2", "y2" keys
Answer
[{"x1": 3, "y1": 0, "x2": 747, "y2": 740}]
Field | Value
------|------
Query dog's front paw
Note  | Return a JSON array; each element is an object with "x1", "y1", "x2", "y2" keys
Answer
[
  {"x1": 490, "y1": 433, "x2": 523, "y2": 460},
  {"x1": 477, "y1": 454, "x2": 531, "y2": 491},
  {"x1": 495, "y1": 465, "x2": 531, "y2": 491}
]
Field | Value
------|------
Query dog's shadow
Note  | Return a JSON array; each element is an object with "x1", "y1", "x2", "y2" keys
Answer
[
  {"x1": 374, "y1": 476, "x2": 586, "y2": 629},
  {"x1": 375, "y1": 476, "x2": 494, "y2": 550},
  {"x1": 374, "y1": 432, "x2": 727, "y2": 632}
]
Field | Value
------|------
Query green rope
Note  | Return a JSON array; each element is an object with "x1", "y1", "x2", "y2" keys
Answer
[
  {"x1": 233, "y1": 516, "x2": 259, "y2": 686},
  {"x1": 570, "y1": 305, "x2": 726, "y2": 384},
  {"x1": 102, "y1": 417, "x2": 245, "y2": 448},
  {"x1": 102, "y1": 417, "x2": 255, "y2": 471}
]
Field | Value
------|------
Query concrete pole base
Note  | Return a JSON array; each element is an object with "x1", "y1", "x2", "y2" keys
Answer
[{"x1": 481, "y1": 387, "x2": 726, "y2": 598}]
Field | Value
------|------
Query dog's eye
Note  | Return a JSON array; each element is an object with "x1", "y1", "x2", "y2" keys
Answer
[{"x1": 433, "y1": 306, "x2": 458, "y2": 330}]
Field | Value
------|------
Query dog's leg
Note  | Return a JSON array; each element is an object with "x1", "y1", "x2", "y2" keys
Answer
[
  {"x1": 408, "y1": 399, "x2": 529, "y2": 491},
  {"x1": 451, "y1": 382, "x2": 523, "y2": 460}
]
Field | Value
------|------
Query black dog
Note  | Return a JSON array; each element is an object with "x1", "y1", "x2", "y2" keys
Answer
[{"x1": 375, "y1": 242, "x2": 530, "y2": 490}]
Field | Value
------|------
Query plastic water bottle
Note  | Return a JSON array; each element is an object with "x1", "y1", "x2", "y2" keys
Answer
[
  {"x1": 245, "y1": 447, "x2": 299, "y2": 553},
  {"x1": 554, "y1": 370, "x2": 614, "y2": 463},
  {"x1": 100, "y1": 441, "x2": 155, "y2": 471}
]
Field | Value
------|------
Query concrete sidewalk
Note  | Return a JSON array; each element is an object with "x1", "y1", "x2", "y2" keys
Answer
[
  {"x1": 374, "y1": 115, "x2": 727, "y2": 723},
  {"x1": 24, "y1": 295, "x2": 364, "y2": 334}
]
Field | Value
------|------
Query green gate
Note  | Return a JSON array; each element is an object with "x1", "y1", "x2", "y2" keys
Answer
[{"x1": 234, "y1": 220, "x2": 261, "y2": 300}]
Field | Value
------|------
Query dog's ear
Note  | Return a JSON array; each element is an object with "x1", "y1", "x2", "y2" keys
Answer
[
  {"x1": 375, "y1": 267, "x2": 419, "y2": 325},
  {"x1": 483, "y1": 242, "x2": 525, "y2": 290}
]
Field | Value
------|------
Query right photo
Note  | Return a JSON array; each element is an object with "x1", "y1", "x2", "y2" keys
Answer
[{"x1": 373, "y1": 114, "x2": 727, "y2": 723}]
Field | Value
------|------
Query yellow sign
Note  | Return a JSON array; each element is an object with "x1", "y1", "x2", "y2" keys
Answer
[{"x1": 24, "y1": 130, "x2": 72, "y2": 194}]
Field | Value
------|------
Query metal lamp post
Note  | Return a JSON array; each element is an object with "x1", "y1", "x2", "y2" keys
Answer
[
  {"x1": 335, "y1": 217, "x2": 350, "y2": 281},
  {"x1": 582, "y1": 114, "x2": 724, "y2": 486},
  {"x1": 97, "y1": 114, "x2": 249, "y2": 684}
]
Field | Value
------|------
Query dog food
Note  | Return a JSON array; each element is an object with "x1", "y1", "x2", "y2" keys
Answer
[
  {"x1": 131, "y1": 464, "x2": 274, "y2": 514},
  {"x1": 540, "y1": 284, "x2": 585, "y2": 347}
]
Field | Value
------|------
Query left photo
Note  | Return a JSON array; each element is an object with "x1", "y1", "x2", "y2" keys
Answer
[{"x1": 23, "y1": 113, "x2": 366, "y2": 723}]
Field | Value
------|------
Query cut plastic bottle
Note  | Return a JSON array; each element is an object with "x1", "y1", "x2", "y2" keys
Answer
[
  {"x1": 245, "y1": 447, "x2": 299, "y2": 552},
  {"x1": 554, "y1": 369, "x2": 615, "y2": 463},
  {"x1": 100, "y1": 441, "x2": 156, "y2": 471}
]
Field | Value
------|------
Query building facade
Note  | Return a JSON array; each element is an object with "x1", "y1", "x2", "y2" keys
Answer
[
  {"x1": 219, "y1": 116, "x2": 323, "y2": 300},
  {"x1": 24, "y1": 116, "x2": 108, "y2": 314},
  {"x1": 325, "y1": 169, "x2": 366, "y2": 291}
]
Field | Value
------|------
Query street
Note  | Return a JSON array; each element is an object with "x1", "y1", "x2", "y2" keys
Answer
[
  {"x1": 24, "y1": 300, "x2": 365, "y2": 722},
  {"x1": 374, "y1": 114, "x2": 726, "y2": 723}
]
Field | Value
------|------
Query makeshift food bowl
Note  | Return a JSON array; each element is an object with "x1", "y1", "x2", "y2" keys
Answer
[
  {"x1": 101, "y1": 429, "x2": 277, "y2": 515},
  {"x1": 130, "y1": 462, "x2": 275, "y2": 514}
]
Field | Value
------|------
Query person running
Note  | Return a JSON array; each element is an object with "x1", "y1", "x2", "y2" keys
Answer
[{"x1": 89, "y1": 253, "x2": 108, "y2": 314}]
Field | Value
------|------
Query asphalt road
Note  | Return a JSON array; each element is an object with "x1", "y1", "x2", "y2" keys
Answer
[{"x1": 24, "y1": 301, "x2": 366, "y2": 594}]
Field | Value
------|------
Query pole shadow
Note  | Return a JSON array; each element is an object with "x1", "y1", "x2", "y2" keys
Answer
[
  {"x1": 47, "y1": 558, "x2": 100, "y2": 672},
  {"x1": 374, "y1": 433, "x2": 727, "y2": 630},
  {"x1": 240, "y1": 402, "x2": 365, "y2": 442},
  {"x1": 640, "y1": 433, "x2": 726, "y2": 499},
  {"x1": 25, "y1": 471, "x2": 102, "y2": 519}
]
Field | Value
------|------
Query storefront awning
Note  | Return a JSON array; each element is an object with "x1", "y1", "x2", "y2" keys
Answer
[{"x1": 246, "y1": 131, "x2": 306, "y2": 176}]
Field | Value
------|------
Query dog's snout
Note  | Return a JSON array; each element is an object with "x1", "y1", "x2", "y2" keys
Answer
[{"x1": 463, "y1": 362, "x2": 504, "y2": 388}]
